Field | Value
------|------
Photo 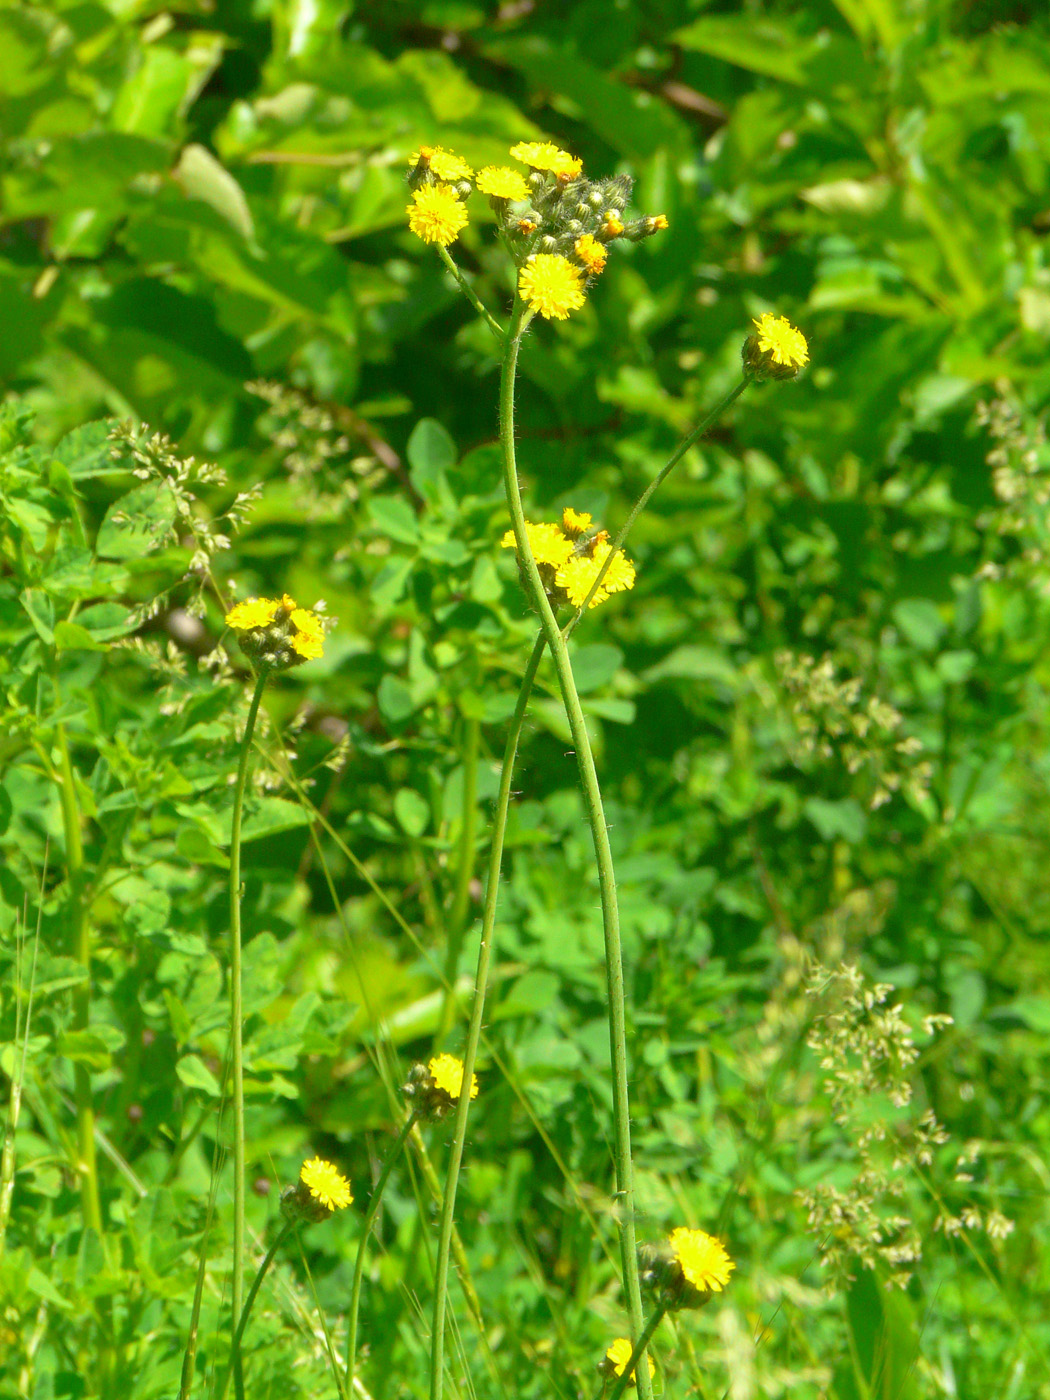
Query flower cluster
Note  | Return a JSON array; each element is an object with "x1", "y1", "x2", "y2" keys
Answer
[
  {"x1": 742, "y1": 312, "x2": 809, "y2": 381},
  {"x1": 403, "y1": 1053, "x2": 479, "y2": 1122},
  {"x1": 406, "y1": 140, "x2": 668, "y2": 320},
  {"x1": 598, "y1": 1338, "x2": 655, "y2": 1388},
  {"x1": 501, "y1": 508, "x2": 636, "y2": 611},
  {"x1": 638, "y1": 1227, "x2": 734, "y2": 1311},
  {"x1": 225, "y1": 593, "x2": 326, "y2": 670},
  {"x1": 281, "y1": 1157, "x2": 353, "y2": 1224}
]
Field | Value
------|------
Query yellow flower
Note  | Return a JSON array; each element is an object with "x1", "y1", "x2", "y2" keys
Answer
[
  {"x1": 501, "y1": 521, "x2": 574, "y2": 567},
  {"x1": 519, "y1": 254, "x2": 587, "y2": 320},
  {"x1": 751, "y1": 312, "x2": 809, "y2": 370},
  {"x1": 410, "y1": 145, "x2": 473, "y2": 182},
  {"x1": 510, "y1": 140, "x2": 583, "y2": 178},
  {"x1": 476, "y1": 165, "x2": 530, "y2": 201},
  {"x1": 556, "y1": 538, "x2": 636, "y2": 609},
  {"x1": 574, "y1": 234, "x2": 607, "y2": 276},
  {"x1": 225, "y1": 597, "x2": 281, "y2": 631},
  {"x1": 290, "y1": 607, "x2": 325, "y2": 660},
  {"x1": 300, "y1": 1157, "x2": 353, "y2": 1211},
  {"x1": 407, "y1": 184, "x2": 469, "y2": 246},
  {"x1": 604, "y1": 1338, "x2": 655, "y2": 1386},
  {"x1": 649, "y1": 214, "x2": 669, "y2": 230},
  {"x1": 561, "y1": 507, "x2": 592, "y2": 537},
  {"x1": 668, "y1": 1227, "x2": 734, "y2": 1293},
  {"x1": 428, "y1": 1053, "x2": 478, "y2": 1103},
  {"x1": 602, "y1": 213, "x2": 624, "y2": 239}
]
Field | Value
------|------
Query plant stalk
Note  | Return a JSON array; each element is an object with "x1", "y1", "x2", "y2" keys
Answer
[
  {"x1": 346, "y1": 1110, "x2": 420, "y2": 1391},
  {"x1": 228, "y1": 673, "x2": 268, "y2": 1372},
  {"x1": 55, "y1": 721, "x2": 104, "y2": 1237},
  {"x1": 428, "y1": 625, "x2": 546, "y2": 1400},
  {"x1": 599, "y1": 1306, "x2": 667, "y2": 1400},
  {"x1": 437, "y1": 716, "x2": 480, "y2": 1043},
  {"x1": 567, "y1": 377, "x2": 750, "y2": 629},
  {"x1": 496, "y1": 296, "x2": 653, "y2": 1397}
]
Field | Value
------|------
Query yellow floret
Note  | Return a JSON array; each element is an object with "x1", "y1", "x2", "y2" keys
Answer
[
  {"x1": 407, "y1": 184, "x2": 469, "y2": 246},
  {"x1": 518, "y1": 254, "x2": 587, "y2": 320},
  {"x1": 509, "y1": 140, "x2": 583, "y2": 178},
  {"x1": 428, "y1": 1052, "x2": 478, "y2": 1102},
  {"x1": 476, "y1": 165, "x2": 531, "y2": 201}
]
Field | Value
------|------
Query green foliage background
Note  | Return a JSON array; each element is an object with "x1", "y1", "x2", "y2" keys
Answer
[{"x1": 3, "y1": 0, "x2": 1050, "y2": 1396}]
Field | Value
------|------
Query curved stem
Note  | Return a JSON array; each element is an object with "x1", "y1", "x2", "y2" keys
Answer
[
  {"x1": 218, "y1": 1218, "x2": 296, "y2": 1398},
  {"x1": 228, "y1": 674, "x2": 268, "y2": 1370},
  {"x1": 429, "y1": 625, "x2": 547, "y2": 1400},
  {"x1": 436, "y1": 246, "x2": 504, "y2": 340},
  {"x1": 55, "y1": 720, "x2": 103, "y2": 1238},
  {"x1": 598, "y1": 1306, "x2": 667, "y2": 1400},
  {"x1": 437, "y1": 716, "x2": 480, "y2": 1044},
  {"x1": 345, "y1": 1110, "x2": 420, "y2": 1392},
  {"x1": 497, "y1": 298, "x2": 652, "y2": 1396},
  {"x1": 566, "y1": 377, "x2": 750, "y2": 632}
]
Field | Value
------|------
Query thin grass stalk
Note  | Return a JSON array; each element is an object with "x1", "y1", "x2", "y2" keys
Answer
[
  {"x1": 429, "y1": 625, "x2": 547, "y2": 1400},
  {"x1": 437, "y1": 716, "x2": 480, "y2": 1042},
  {"x1": 0, "y1": 886, "x2": 42, "y2": 1256},
  {"x1": 215, "y1": 1218, "x2": 296, "y2": 1400},
  {"x1": 345, "y1": 1109, "x2": 420, "y2": 1391},
  {"x1": 598, "y1": 1306, "x2": 667, "y2": 1400},
  {"x1": 495, "y1": 297, "x2": 653, "y2": 1398},
  {"x1": 566, "y1": 377, "x2": 750, "y2": 630},
  {"x1": 55, "y1": 721, "x2": 104, "y2": 1237},
  {"x1": 228, "y1": 673, "x2": 268, "y2": 1377}
]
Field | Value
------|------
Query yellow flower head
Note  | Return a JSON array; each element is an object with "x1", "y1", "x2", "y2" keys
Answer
[
  {"x1": 668, "y1": 1227, "x2": 734, "y2": 1293},
  {"x1": 752, "y1": 312, "x2": 809, "y2": 369},
  {"x1": 519, "y1": 254, "x2": 587, "y2": 320},
  {"x1": 561, "y1": 507, "x2": 592, "y2": 538},
  {"x1": 517, "y1": 217, "x2": 539, "y2": 235},
  {"x1": 225, "y1": 594, "x2": 327, "y2": 670},
  {"x1": 604, "y1": 1338, "x2": 656, "y2": 1386},
  {"x1": 501, "y1": 521, "x2": 574, "y2": 568},
  {"x1": 407, "y1": 184, "x2": 469, "y2": 246},
  {"x1": 300, "y1": 1157, "x2": 353, "y2": 1211},
  {"x1": 510, "y1": 140, "x2": 583, "y2": 178},
  {"x1": 226, "y1": 597, "x2": 281, "y2": 631},
  {"x1": 556, "y1": 538, "x2": 636, "y2": 610},
  {"x1": 410, "y1": 145, "x2": 473, "y2": 183},
  {"x1": 602, "y1": 212, "x2": 625, "y2": 239},
  {"x1": 476, "y1": 165, "x2": 531, "y2": 201},
  {"x1": 428, "y1": 1053, "x2": 478, "y2": 1103},
  {"x1": 649, "y1": 214, "x2": 669, "y2": 231},
  {"x1": 290, "y1": 607, "x2": 325, "y2": 660},
  {"x1": 574, "y1": 234, "x2": 607, "y2": 276}
]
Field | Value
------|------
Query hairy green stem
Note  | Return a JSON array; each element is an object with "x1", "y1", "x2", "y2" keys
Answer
[
  {"x1": 218, "y1": 1218, "x2": 296, "y2": 1399},
  {"x1": 437, "y1": 716, "x2": 480, "y2": 1043},
  {"x1": 346, "y1": 1110, "x2": 420, "y2": 1391},
  {"x1": 0, "y1": 900, "x2": 41, "y2": 1255},
  {"x1": 228, "y1": 673, "x2": 268, "y2": 1374},
  {"x1": 496, "y1": 296, "x2": 653, "y2": 1397},
  {"x1": 436, "y1": 246, "x2": 504, "y2": 340},
  {"x1": 55, "y1": 722, "x2": 103, "y2": 1237},
  {"x1": 567, "y1": 377, "x2": 750, "y2": 629},
  {"x1": 599, "y1": 1306, "x2": 666, "y2": 1400},
  {"x1": 429, "y1": 625, "x2": 546, "y2": 1400}
]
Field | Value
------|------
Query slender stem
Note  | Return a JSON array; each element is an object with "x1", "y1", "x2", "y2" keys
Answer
[
  {"x1": 565, "y1": 377, "x2": 750, "y2": 632},
  {"x1": 496, "y1": 297, "x2": 653, "y2": 1398},
  {"x1": 437, "y1": 716, "x2": 480, "y2": 1043},
  {"x1": 228, "y1": 674, "x2": 268, "y2": 1367},
  {"x1": 217, "y1": 1218, "x2": 297, "y2": 1399},
  {"x1": 55, "y1": 721, "x2": 104, "y2": 1237},
  {"x1": 429, "y1": 625, "x2": 547, "y2": 1400},
  {"x1": 599, "y1": 1306, "x2": 667, "y2": 1400},
  {"x1": 0, "y1": 891, "x2": 42, "y2": 1256},
  {"x1": 436, "y1": 245, "x2": 504, "y2": 340},
  {"x1": 346, "y1": 1110, "x2": 420, "y2": 1391}
]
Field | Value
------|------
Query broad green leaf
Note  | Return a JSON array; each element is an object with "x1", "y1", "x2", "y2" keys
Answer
[{"x1": 96, "y1": 480, "x2": 178, "y2": 560}]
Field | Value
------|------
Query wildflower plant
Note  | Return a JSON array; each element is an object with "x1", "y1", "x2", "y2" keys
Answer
[{"x1": 404, "y1": 137, "x2": 807, "y2": 1400}]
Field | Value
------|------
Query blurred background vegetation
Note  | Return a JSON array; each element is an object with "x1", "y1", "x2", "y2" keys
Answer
[{"x1": 3, "y1": 0, "x2": 1050, "y2": 1396}]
